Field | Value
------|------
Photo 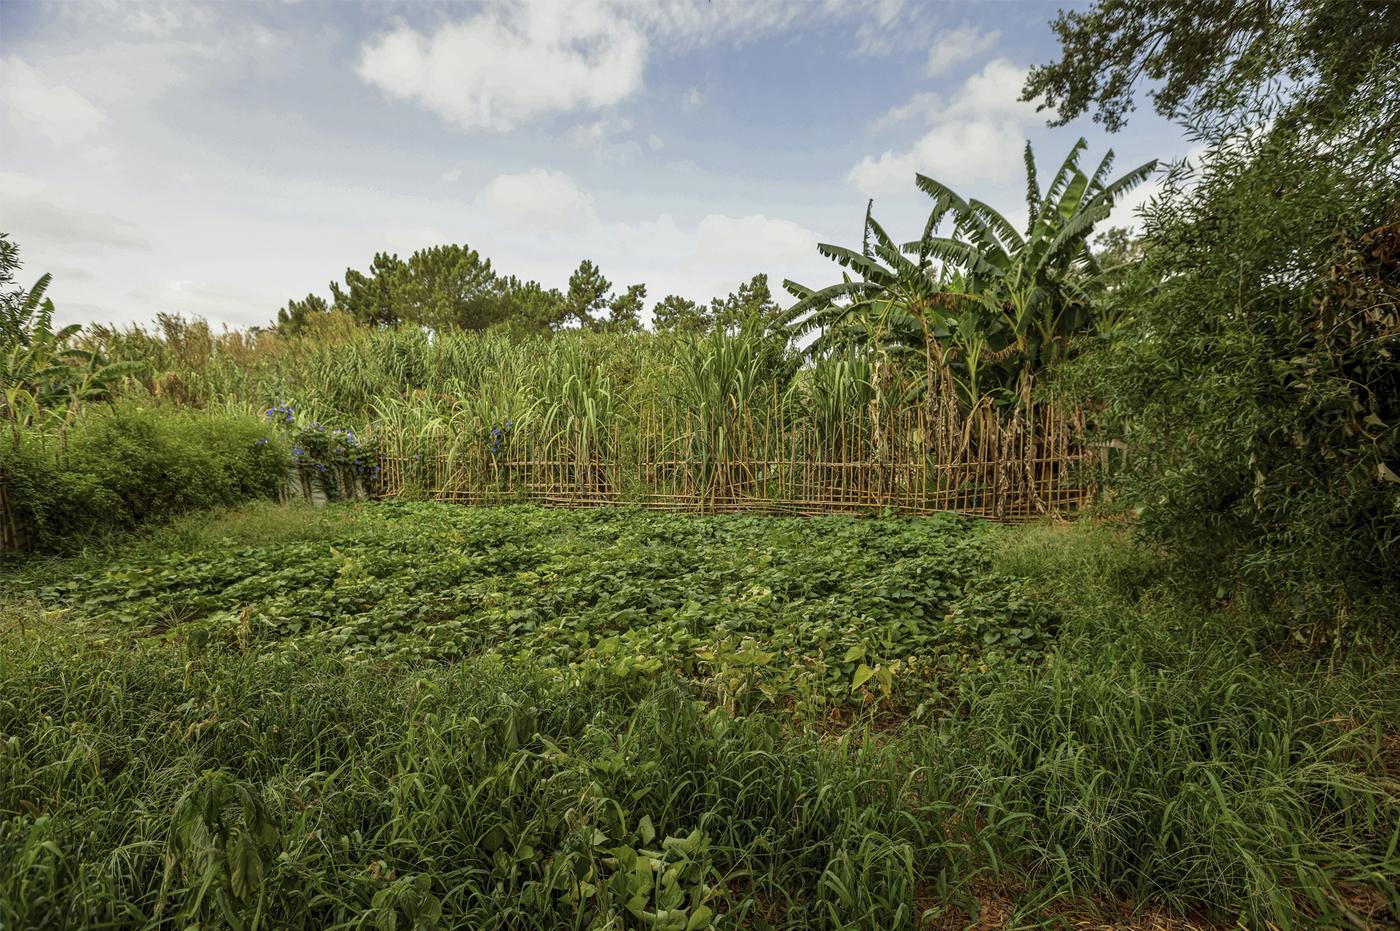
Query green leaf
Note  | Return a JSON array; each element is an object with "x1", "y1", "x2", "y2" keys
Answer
[
  {"x1": 687, "y1": 904, "x2": 715, "y2": 930},
  {"x1": 226, "y1": 832, "x2": 264, "y2": 901}
]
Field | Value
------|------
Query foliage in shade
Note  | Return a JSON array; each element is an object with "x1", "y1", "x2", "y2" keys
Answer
[{"x1": 1038, "y1": 1, "x2": 1400, "y2": 624}]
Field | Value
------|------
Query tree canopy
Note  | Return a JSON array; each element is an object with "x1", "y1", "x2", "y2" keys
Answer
[{"x1": 1022, "y1": 0, "x2": 1400, "y2": 145}]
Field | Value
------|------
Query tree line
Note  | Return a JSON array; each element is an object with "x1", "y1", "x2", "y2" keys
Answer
[{"x1": 277, "y1": 249, "x2": 782, "y2": 337}]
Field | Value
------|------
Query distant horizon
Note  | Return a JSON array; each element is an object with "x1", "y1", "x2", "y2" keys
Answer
[{"x1": 1, "y1": 0, "x2": 1188, "y2": 332}]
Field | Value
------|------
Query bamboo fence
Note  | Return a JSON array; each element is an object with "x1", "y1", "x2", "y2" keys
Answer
[
  {"x1": 375, "y1": 398, "x2": 1100, "y2": 521},
  {"x1": 0, "y1": 401, "x2": 1100, "y2": 554},
  {"x1": 0, "y1": 478, "x2": 23, "y2": 552}
]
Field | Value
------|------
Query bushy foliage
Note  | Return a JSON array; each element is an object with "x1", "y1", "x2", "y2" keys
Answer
[
  {"x1": 1040, "y1": 3, "x2": 1400, "y2": 627},
  {"x1": 1073, "y1": 144, "x2": 1399, "y2": 625},
  {"x1": 0, "y1": 404, "x2": 287, "y2": 551}
]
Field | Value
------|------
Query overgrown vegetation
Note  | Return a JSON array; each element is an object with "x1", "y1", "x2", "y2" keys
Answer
[
  {"x1": 0, "y1": 404, "x2": 286, "y2": 552},
  {"x1": 24, "y1": 503, "x2": 1045, "y2": 705},
  {"x1": 1034, "y1": 0, "x2": 1400, "y2": 625},
  {"x1": 784, "y1": 139, "x2": 1154, "y2": 409},
  {"x1": 4, "y1": 503, "x2": 1396, "y2": 928},
  {"x1": 0, "y1": 2, "x2": 1396, "y2": 928}
]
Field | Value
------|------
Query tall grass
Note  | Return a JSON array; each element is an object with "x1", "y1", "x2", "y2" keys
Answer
[
  {"x1": 53, "y1": 316, "x2": 1100, "y2": 516},
  {"x1": 77, "y1": 316, "x2": 912, "y2": 462},
  {"x1": 0, "y1": 625, "x2": 954, "y2": 930}
]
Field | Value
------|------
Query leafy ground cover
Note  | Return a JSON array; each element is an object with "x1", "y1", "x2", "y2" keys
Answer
[
  {"x1": 27, "y1": 503, "x2": 1047, "y2": 715},
  {"x1": 2, "y1": 502, "x2": 1397, "y2": 929}
]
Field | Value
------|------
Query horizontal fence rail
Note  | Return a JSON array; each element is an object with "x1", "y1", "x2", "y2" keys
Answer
[{"x1": 375, "y1": 400, "x2": 1101, "y2": 521}]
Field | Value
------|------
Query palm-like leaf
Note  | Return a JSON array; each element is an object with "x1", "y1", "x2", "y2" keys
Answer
[{"x1": 788, "y1": 137, "x2": 1156, "y2": 409}]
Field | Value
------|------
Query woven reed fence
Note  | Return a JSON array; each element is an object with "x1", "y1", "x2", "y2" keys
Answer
[
  {"x1": 376, "y1": 399, "x2": 1100, "y2": 521},
  {"x1": 0, "y1": 478, "x2": 23, "y2": 552}
]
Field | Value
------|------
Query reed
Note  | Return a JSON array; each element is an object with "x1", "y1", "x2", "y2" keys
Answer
[{"x1": 38, "y1": 319, "x2": 1097, "y2": 522}]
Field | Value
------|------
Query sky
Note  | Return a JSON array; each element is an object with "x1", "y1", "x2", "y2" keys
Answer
[{"x1": 0, "y1": 0, "x2": 1191, "y2": 331}]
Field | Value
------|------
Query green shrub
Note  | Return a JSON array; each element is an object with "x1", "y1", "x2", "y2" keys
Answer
[{"x1": 0, "y1": 405, "x2": 288, "y2": 551}]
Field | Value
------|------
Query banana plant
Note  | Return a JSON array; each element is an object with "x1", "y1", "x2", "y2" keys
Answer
[
  {"x1": 912, "y1": 139, "x2": 1156, "y2": 370},
  {"x1": 784, "y1": 139, "x2": 1155, "y2": 409},
  {"x1": 781, "y1": 200, "x2": 982, "y2": 405},
  {"x1": 1, "y1": 271, "x2": 143, "y2": 444}
]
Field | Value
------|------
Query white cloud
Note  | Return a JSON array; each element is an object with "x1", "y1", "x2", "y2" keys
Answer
[
  {"x1": 870, "y1": 91, "x2": 942, "y2": 132},
  {"x1": 568, "y1": 116, "x2": 635, "y2": 149},
  {"x1": 0, "y1": 171, "x2": 148, "y2": 249},
  {"x1": 925, "y1": 25, "x2": 1000, "y2": 76},
  {"x1": 58, "y1": 0, "x2": 217, "y2": 40},
  {"x1": 943, "y1": 58, "x2": 1035, "y2": 121},
  {"x1": 693, "y1": 214, "x2": 814, "y2": 265},
  {"x1": 647, "y1": 133, "x2": 664, "y2": 151},
  {"x1": 853, "y1": 59, "x2": 1037, "y2": 195},
  {"x1": 475, "y1": 168, "x2": 597, "y2": 231},
  {"x1": 850, "y1": 118, "x2": 1025, "y2": 195},
  {"x1": 84, "y1": 144, "x2": 121, "y2": 167},
  {"x1": 438, "y1": 166, "x2": 822, "y2": 310},
  {"x1": 871, "y1": 58, "x2": 1032, "y2": 131},
  {"x1": 578, "y1": 210, "x2": 822, "y2": 312},
  {"x1": 353, "y1": 1, "x2": 973, "y2": 132},
  {"x1": 356, "y1": 1, "x2": 647, "y2": 132},
  {"x1": 381, "y1": 225, "x2": 452, "y2": 251},
  {"x1": 850, "y1": 0, "x2": 911, "y2": 55},
  {"x1": 134, "y1": 278, "x2": 268, "y2": 321},
  {"x1": 621, "y1": 0, "x2": 942, "y2": 57},
  {"x1": 440, "y1": 168, "x2": 463, "y2": 183},
  {"x1": 625, "y1": 0, "x2": 816, "y2": 49},
  {"x1": 0, "y1": 56, "x2": 109, "y2": 145}
]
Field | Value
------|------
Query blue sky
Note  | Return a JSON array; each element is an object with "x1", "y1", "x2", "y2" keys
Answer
[{"x1": 0, "y1": 0, "x2": 1190, "y2": 330}]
